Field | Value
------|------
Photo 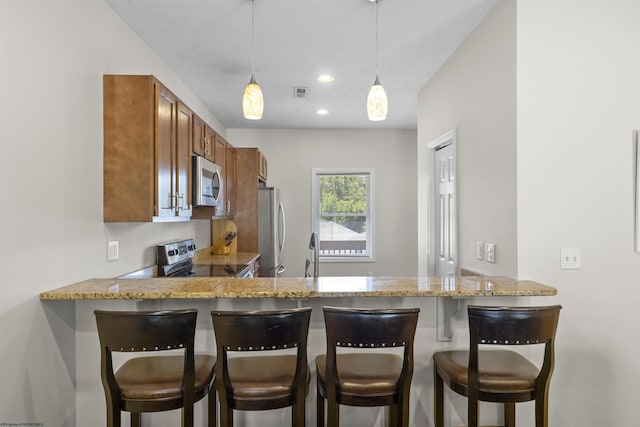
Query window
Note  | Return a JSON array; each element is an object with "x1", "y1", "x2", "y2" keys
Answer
[{"x1": 312, "y1": 169, "x2": 374, "y2": 261}]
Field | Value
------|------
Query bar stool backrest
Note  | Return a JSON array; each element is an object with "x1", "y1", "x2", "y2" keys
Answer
[
  {"x1": 212, "y1": 307, "x2": 311, "y2": 352},
  {"x1": 323, "y1": 306, "x2": 420, "y2": 349},
  {"x1": 467, "y1": 305, "x2": 562, "y2": 401}
]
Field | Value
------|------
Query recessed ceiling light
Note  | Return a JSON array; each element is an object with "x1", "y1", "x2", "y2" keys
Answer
[
  {"x1": 317, "y1": 75, "x2": 335, "y2": 83},
  {"x1": 316, "y1": 109, "x2": 329, "y2": 116}
]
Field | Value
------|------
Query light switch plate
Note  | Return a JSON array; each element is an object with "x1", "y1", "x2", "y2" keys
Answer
[
  {"x1": 476, "y1": 242, "x2": 484, "y2": 260},
  {"x1": 560, "y1": 247, "x2": 581, "y2": 269},
  {"x1": 107, "y1": 240, "x2": 119, "y2": 262},
  {"x1": 485, "y1": 243, "x2": 496, "y2": 263}
]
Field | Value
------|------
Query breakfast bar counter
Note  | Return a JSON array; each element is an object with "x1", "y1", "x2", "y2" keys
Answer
[
  {"x1": 39, "y1": 275, "x2": 556, "y2": 300},
  {"x1": 41, "y1": 275, "x2": 557, "y2": 427}
]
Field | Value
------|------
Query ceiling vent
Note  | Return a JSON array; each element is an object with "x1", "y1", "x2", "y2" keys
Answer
[{"x1": 293, "y1": 87, "x2": 310, "y2": 98}]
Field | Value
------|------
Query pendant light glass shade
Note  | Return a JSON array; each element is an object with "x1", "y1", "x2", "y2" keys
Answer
[
  {"x1": 367, "y1": 75, "x2": 387, "y2": 121},
  {"x1": 243, "y1": 74, "x2": 263, "y2": 120}
]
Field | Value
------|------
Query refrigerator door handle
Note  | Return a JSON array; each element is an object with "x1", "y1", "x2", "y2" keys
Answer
[{"x1": 278, "y1": 201, "x2": 286, "y2": 252}]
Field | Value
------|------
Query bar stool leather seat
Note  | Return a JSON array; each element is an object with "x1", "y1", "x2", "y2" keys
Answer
[
  {"x1": 225, "y1": 354, "x2": 310, "y2": 402},
  {"x1": 434, "y1": 350, "x2": 539, "y2": 394},
  {"x1": 433, "y1": 305, "x2": 562, "y2": 427},
  {"x1": 316, "y1": 353, "x2": 403, "y2": 397},
  {"x1": 115, "y1": 354, "x2": 216, "y2": 400}
]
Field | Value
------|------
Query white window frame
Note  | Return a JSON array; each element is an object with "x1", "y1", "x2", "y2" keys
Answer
[{"x1": 311, "y1": 168, "x2": 375, "y2": 262}]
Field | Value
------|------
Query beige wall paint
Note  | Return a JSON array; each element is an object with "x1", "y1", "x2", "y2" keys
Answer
[
  {"x1": 0, "y1": 1, "x2": 223, "y2": 425},
  {"x1": 417, "y1": 0, "x2": 517, "y2": 277},
  {"x1": 227, "y1": 128, "x2": 419, "y2": 277},
  {"x1": 517, "y1": 1, "x2": 640, "y2": 425},
  {"x1": 418, "y1": 0, "x2": 640, "y2": 426}
]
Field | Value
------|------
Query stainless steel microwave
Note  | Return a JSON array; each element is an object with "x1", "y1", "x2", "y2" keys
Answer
[{"x1": 192, "y1": 155, "x2": 222, "y2": 207}]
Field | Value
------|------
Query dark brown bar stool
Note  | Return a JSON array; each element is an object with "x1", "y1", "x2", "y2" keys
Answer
[
  {"x1": 94, "y1": 309, "x2": 216, "y2": 427},
  {"x1": 210, "y1": 307, "x2": 312, "y2": 427},
  {"x1": 316, "y1": 306, "x2": 420, "y2": 427},
  {"x1": 433, "y1": 305, "x2": 562, "y2": 427}
]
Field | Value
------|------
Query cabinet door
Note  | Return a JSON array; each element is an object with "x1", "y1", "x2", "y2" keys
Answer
[
  {"x1": 204, "y1": 125, "x2": 215, "y2": 162},
  {"x1": 155, "y1": 83, "x2": 177, "y2": 218},
  {"x1": 225, "y1": 144, "x2": 236, "y2": 217},
  {"x1": 192, "y1": 115, "x2": 205, "y2": 156},
  {"x1": 176, "y1": 101, "x2": 193, "y2": 217},
  {"x1": 258, "y1": 151, "x2": 268, "y2": 182},
  {"x1": 213, "y1": 134, "x2": 227, "y2": 218}
]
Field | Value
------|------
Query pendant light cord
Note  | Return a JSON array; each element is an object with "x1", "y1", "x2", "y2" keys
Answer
[
  {"x1": 375, "y1": 0, "x2": 379, "y2": 77},
  {"x1": 251, "y1": 0, "x2": 255, "y2": 76}
]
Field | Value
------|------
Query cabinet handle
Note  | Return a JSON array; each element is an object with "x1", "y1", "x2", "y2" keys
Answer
[
  {"x1": 227, "y1": 200, "x2": 231, "y2": 214},
  {"x1": 177, "y1": 192, "x2": 186, "y2": 212}
]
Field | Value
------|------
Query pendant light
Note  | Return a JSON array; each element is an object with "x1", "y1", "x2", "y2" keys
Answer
[
  {"x1": 367, "y1": 0, "x2": 388, "y2": 121},
  {"x1": 242, "y1": 0, "x2": 263, "y2": 120}
]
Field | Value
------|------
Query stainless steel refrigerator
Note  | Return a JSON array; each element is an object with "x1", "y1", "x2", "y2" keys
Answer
[{"x1": 258, "y1": 187, "x2": 286, "y2": 276}]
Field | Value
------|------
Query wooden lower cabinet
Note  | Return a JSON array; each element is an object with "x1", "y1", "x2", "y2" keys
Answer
[{"x1": 103, "y1": 75, "x2": 192, "y2": 222}]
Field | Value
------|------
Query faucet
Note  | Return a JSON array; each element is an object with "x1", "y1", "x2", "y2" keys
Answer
[{"x1": 305, "y1": 232, "x2": 319, "y2": 278}]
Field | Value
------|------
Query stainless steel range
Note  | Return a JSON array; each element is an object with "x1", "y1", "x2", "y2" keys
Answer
[{"x1": 157, "y1": 239, "x2": 252, "y2": 278}]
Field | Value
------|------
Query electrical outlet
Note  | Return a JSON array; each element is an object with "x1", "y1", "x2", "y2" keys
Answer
[
  {"x1": 475, "y1": 242, "x2": 484, "y2": 260},
  {"x1": 107, "y1": 240, "x2": 119, "y2": 262},
  {"x1": 485, "y1": 243, "x2": 496, "y2": 263},
  {"x1": 560, "y1": 248, "x2": 581, "y2": 269}
]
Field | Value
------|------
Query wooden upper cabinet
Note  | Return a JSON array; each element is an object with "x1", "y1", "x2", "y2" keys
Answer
[
  {"x1": 213, "y1": 132, "x2": 226, "y2": 166},
  {"x1": 176, "y1": 101, "x2": 193, "y2": 217},
  {"x1": 225, "y1": 143, "x2": 237, "y2": 217},
  {"x1": 234, "y1": 148, "x2": 268, "y2": 252},
  {"x1": 155, "y1": 86, "x2": 177, "y2": 218},
  {"x1": 258, "y1": 151, "x2": 268, "y2": 182},
  {"x1": 192, "y1": 115, "x2": 205, "y2": 157},
  {"x1": 203, "y1": 125, "x2": 215, "y2": 162},
  {"x1": 103, "y1": 75, "x2": 192, "y2": 222},
  {"x1": 213, "y1": 133, "x2": 227, "y2": 218}
]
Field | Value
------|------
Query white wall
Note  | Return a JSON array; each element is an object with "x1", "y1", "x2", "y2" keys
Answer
[
  {"x1": 0, "y1": 1, "x2": 224, "y2": 425},
  {"x1": 417, "y1": 0, "x2": 518, "y2": 278},
  {"x1": 419, "y1": 0, "x2": 640, "y2": 426},
  {"x1": 227, "y1": 128, "x2": 419, "y2": 277},
  {"x1": 517, "y1": 1, "x2": 640, "y2": 425}
]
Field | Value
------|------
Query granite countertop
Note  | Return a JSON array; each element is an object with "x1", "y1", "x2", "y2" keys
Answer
[{"x1": 39, "y1": 275, "x2": 557, "y2": 301}]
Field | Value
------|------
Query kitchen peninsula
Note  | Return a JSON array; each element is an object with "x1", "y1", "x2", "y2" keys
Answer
[{"x1": 40, "y1": 275, "x2": 556, "y2": 427}]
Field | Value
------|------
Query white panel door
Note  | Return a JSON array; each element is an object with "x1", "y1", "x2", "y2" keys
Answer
[{"x1": 435, "y1": 143, "x2": 456, "y2": 276}]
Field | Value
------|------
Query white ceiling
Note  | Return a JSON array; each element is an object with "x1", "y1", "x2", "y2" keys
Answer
[{"x1": 104, "y1": 0, "x2": 498, "y2": 130}]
